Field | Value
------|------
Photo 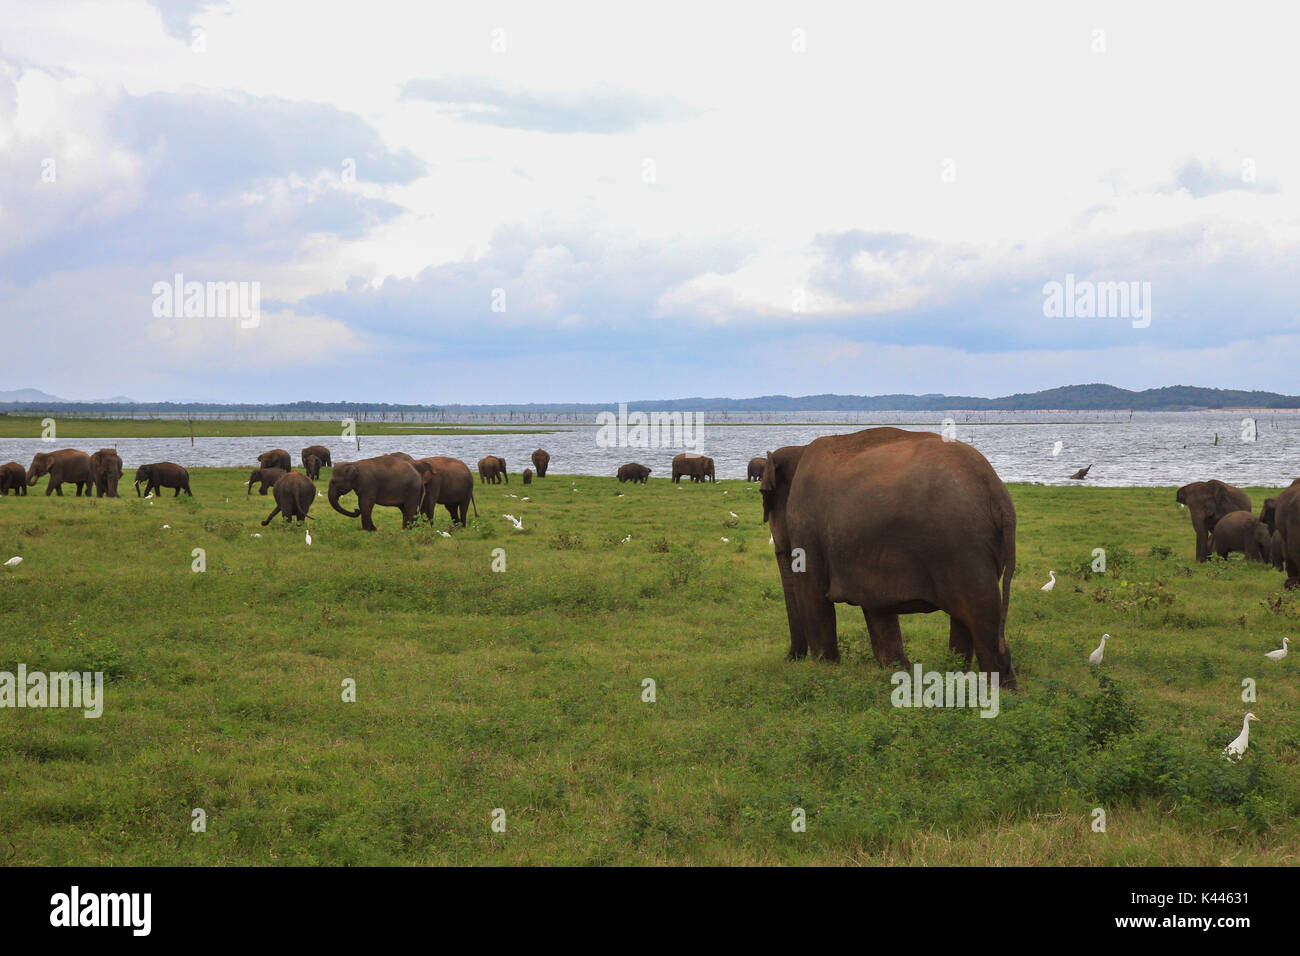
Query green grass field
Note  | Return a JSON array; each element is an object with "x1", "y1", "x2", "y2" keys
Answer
[
  {"x1": 0, "y1": 472, "x2": 1296, "y2": 865},
  {"x1": 0, "y1": 416, "x2": 556, "y2": 438}
]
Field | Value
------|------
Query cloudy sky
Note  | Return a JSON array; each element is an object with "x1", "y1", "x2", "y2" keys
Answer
[{"x1": 2, "y1": 1, "x2": 1297, "y2": 403}]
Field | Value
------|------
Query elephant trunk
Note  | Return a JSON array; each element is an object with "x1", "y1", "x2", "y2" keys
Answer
[{"x1": 328, "y1": 485, "x2": 360, "y2": 518}]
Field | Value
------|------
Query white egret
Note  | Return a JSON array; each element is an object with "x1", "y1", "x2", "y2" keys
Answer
[
  {"x1": 1265, "y1": 637, "x2": 1289, "y2": 662},
  {"x1": 1088, "y1": 633, "x2": 1110, "y2": 665},
  {"x1": 503, "y1": 514, "x2": 523, "y2": 530},
  {"x1": 4, "y1": 556, "x2": 22, "y2": 567},
  {"x1": 305, "y1": 530, "x2": 312, "y2": 546},
  {"x1": 1041, "y1": 571, "x2": 1056, "y2": 592},
  {"x1": 1224, "y1": 713, "x2": 1260, "y2": 761}
]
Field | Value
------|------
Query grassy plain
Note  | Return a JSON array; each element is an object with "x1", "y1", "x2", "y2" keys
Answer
[{"x1": 0, "y1": 472, "x2": 1296, "y2": 865}]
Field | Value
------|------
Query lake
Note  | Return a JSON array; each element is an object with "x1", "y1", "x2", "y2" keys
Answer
[{"x1": 1, "y1": 410, "x2": 1296, "y2": 487}]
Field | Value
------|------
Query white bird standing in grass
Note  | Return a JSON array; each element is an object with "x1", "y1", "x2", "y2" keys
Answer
[
  {"x1": 621, "y1": 534, "x2": 631, "y2": 543},
  {"x1": 503, "y1": 514, "x2": 523, "y2": 530},
  {"x1": 305, "y1": 530, "x2": 312, "y2": 546},
  {"x1": 437, "y1": 530, "x2": 451, "y2": 538},
  {"x1": 1265, "y1": 637, "x2": 1289, "y2": 661},
  {"x1": 1224, "y1": 713, "x2": 1260, "y2": 761},
  {"x1": 1041, "y1": 570, "x2": 1056, "y2": 591},
  {"x1": 4, "y1": 556, "x2": 22, "y2": 567},
  {"x1": 1088, "y1": 633, "x2": 1110, "y2": 665},
  {"x1": 729, "y1": 511, "x2": 738, "y2": 518}
]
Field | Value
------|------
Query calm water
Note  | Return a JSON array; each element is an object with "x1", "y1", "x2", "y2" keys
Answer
[{"x1": 2, "y1": 411, "x2": 1296, "y2": 487}]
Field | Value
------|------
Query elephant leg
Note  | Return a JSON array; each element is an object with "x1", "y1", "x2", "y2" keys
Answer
[
  {"x1": 949, "y1": 617, "x2": 974, "y2": 669},
  {"x1": 1195, "y1": 524, "x2": 1210, "y2": 562},
  {"x1": 49, "y1": 483, "x2": 60, "y2": 496},
  {"x1": 261, "y1": 506, "x2": 281, "y2": 525},
  {"x1": 958, "y1": 588, "x2": 1017, "y2": 690},
  {"x1": 774, "y1": 552, "x2": 810, "y2": 660},
  {"x1": 864, "y1": 610, "x2": 910, "y2": 669},
  {"x1": 360, "y1": 498, "x2": 376, "y2": 531}
]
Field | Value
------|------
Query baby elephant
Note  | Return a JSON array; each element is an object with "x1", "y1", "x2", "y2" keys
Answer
[
  {"x1": 247, "y1": 467, "x2": 288, "y2": 495},
  {"x1": 303, "y1": 455, "x2": 323, "y2": 481},
  {"x1": 1211, "y1": 510, "x2": 1270, "y2": 562},
  {"x1": 522, "y1": 468, "x2": 533, "y2": 485},
  {"x1": 262, "y1": 472, "x2": 315, "y2": 525},
  {"x1": 617, "y1": 463, "x2": 651, "y2": 484}
]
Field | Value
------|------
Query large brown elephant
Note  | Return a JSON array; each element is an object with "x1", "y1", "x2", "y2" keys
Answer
[
  {"x1": 1271, "y1": 479, "x2": 1300, "y2": 587},
  {"x1": 258, "y1": 448, "x2": 292, "y2": 471},
  {"x1": 262, "y1": 471, "x2": 316, "y2": 525},
  {"x1": 247, "y1": 467, "x2": 288, "y2": 495},
  {"x1": 761, "y1": 427, "x2": 1018, "y2": 688},
  {"x1": 531, "y1": 449, "x2": 550, "y2": 477},
  {"x1": 416, "y1": 456, "x2": 478, "y2": 525},
  {"x1": 135, "y1": 462, "x2": 192, "y2": 497},
  {"x1": 328, "y1": 455, "x2": 423, "y2": 530},
  {"x1": 747, "y1": 457, "x2": 766, "y2": 482},
  {"x1": 672, "y1": 453, "x2": 715, "y2": 483},
  {"x1": 478, "y1": 456, "x2": 508, "y2": 484},
  {"x1": 1, "y1": 461, "x2": 29, "y2": 495},
  {"x1": 617, "y1": 463, "x2": 651, "y2": 483},
  {"x1": 1176, "y1": 480, "x2": 1252, "y2": 562},
  {"x1": 27, "y1": 449, "x2": 93, "y2": 496},
  {"x1": 301, "y1": 445, "x2": 332, "y2": 469},
  {"x1": 89, "y1": 448, "x2": 123, "y2": 498},
  {"x1": 1210, "y1": 511, "x2": 1270, "y2": 562}
]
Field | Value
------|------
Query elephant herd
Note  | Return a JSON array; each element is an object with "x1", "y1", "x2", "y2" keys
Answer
[
  {"x1": 10, "y1": 432, "x2": 1300, "y2": 690},
  {"x1": 614, "y1": 453, "x2": 730, "y2": 484},
  {"x1": 1177, "y1": 478, "x2": 1300, "y2": 585},
  {"x1": 0, "y1": 448, "x2": 191, "y2": 498},
  {"x1": 250, "y1": 446, "x2": 557, "y2": 530}
]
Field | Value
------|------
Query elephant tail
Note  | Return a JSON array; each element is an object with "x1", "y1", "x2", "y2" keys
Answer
[
  {"x1": 997, "y1": 502, "x2": 1016, "y2": 657},
  {"x1": 469, "y1": 490, "x2": 478, "y2": 517}
]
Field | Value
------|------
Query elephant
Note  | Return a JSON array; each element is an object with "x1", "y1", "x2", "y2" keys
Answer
[
  {"x1": 1210, "y1": 511, "x2": 1269, "y2": 562},
  {"x1": 89, "y1": 448, "x2": 123, "y2": 497},
  {"x1": 135, "y1": 462, "x2": 192, "y2": 497},
  {"x1": 328, "y1": 455, "x2": 424, "y2": 531},
  {"x1": 301, "y1": 445, "x2": 332, "y2": 470},
  {"x1": 415, "y1": 456, "x2": 478, "y2": 525},
  {"x1": 1259, "y1": 498, "x2": 1278, "y2": 533},
  {"x1": 386, "y1": 451, "x2": 416, "y2": 463},
  {"x1": 478, "y1": 456, "x2": 508, "y2": 484},
  {"x1": 303, "y1": 455, "x2": 323, "y2": 481},
  {"x1": 672, "y1": 453, "x2": 715, "y2": 483},
  {"x1": 1270, "y1": 478, "x2": 1300, "y2": 587},
  {"x1": 522, "y1": 468, "x2": 533, "y2": 485},
  {"x1": 531, "y1": 449, "x2": 550, "y2": 477},
  {"x1": 27, "y1": 449, "x2": 94, "y2": 496},
  {"x1": 1272, "y1": 529, "x2": 1286, "y2": 571},
  {"x1": 761, "y1": 427, "x2": 1018, "y2": 688},
  {"x1": 747, "y1": 457, "x2": 766, "y2": 482},
  {"x1": 0, "y1": 461, "x2": 28, "y2": 496},
  {"x1": 617, "y1": 463, "x2": 651, "y2": 484},
  {"x1": 247, "y1": 467, "x2": 288, "y2": 495},
  {"x1": 1176, "y1": 480, "x2": 1252, "y2": 562},
  {"x1": 262, "y1": 471, "x2": 316, "y2": 525},
  {"x1": 258, "y1": 448, "x2": 292, "y2": 471}
]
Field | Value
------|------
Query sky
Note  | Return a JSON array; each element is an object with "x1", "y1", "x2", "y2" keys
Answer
[{"x1": 1, "y1": 0, "x2": 1297, "y2": 404}]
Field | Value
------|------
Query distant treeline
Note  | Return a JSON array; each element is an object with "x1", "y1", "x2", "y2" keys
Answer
[{"x1": 2, "y1": 384, "x2": 1298, "y2": 416}]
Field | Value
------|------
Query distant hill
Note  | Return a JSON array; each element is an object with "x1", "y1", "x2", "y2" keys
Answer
[
  {"x1": 0, "y1": 384, "x2": 1296, "y2": 415},
  {"x1": 0, "y1": 388, "x2": 135, "y2": 405}
]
